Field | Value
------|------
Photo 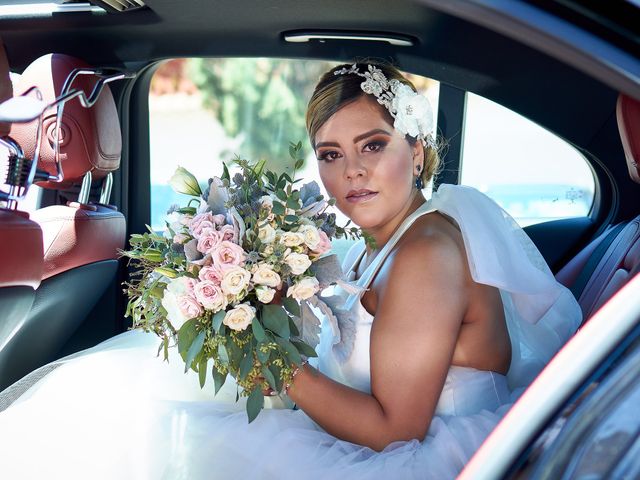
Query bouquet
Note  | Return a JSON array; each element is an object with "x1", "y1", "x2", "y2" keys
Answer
[{"x1": 122, "y1": 142, "x2": 359, "y2": 422}]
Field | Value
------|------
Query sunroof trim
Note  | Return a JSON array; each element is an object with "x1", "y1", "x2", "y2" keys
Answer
[{"x1": 0, "y1": 2, "x2": 104, "y2": 17}]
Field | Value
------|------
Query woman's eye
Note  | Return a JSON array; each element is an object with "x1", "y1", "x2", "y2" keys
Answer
[
  {"x1": 363, "y1": 141, "x2": 386, "y2": 153},
  {"x1": 317, "y1": 150, "x2": 340, "y2": 162}
]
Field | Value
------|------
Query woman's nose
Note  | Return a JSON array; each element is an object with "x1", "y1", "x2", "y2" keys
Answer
[{"x1": 343, "y1": 154, "x2": 366, "y2": 180}]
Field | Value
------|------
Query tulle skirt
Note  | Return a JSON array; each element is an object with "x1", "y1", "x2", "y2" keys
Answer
[{"x1": 0, "y1": 330, "x2": 511, "y2": 480}]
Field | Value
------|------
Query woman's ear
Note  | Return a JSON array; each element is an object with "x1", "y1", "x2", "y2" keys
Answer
[{"x1": 412, "y1": 140, "x2": 425, "y2": 172}]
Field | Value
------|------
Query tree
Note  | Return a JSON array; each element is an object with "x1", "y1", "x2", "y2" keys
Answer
[{"x1": 190, "y1": 58, "x2": 335, "y2": 174}]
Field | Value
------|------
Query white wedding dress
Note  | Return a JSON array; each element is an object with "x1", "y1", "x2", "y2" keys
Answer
[{"x1": 0, "y1": 185, "x2": 581, "y2": 480}]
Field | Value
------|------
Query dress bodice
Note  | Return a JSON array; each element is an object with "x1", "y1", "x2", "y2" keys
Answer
[{"x1": 316, "y1": 199, "x2": 512, "y2": 417}]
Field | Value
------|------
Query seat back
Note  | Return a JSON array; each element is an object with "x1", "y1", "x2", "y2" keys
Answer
[
  {"x1": 0, "y1": 39, "x2": 44, "y2": 391},
  {"x1": 0, "y1": 54, "x2": 125, "y2": 389},
  {"x1": 557, "y1": 94, "x2": 640, "y2": 321}
]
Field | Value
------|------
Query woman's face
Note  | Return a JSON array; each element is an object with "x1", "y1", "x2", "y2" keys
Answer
[{"x1": 314, "y1": 95, "x2": 423, "y2": 232}]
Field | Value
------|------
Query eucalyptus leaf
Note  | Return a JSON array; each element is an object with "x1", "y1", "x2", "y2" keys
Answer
[
  {"x1": 291, "y1": 340, "x2": 318, "y2": 358},
  {"x1": 184, "y1": 330, "x2": 206, "y2": 373},
  {"x1": 282, "y1": 297, "x2": 300, "y2": 316},
  {"x1": 261, "y1": 366, "x2": 277, "y2": 391},
  {"x1": 246, "y1": 386, "x2": 264, "y2": 424},
  {"x1": 177, "y1": 319, "x2": 198, "y2": 358},
  {"x1": 212, "y1": 366, "x2": 226, "y2": 395},
  {"x1": 286, "y1": 197, "x2": 300, "y2": 210},
  {"x1": 239, "y1": 352, "x2": 254, "y2": 380},
  {"x1": 268, "y1": 364, "x2": 283, "y2": 392},
  {"x1": 252, "y1": 318, "x2": 267, "y2": 342},
  {"x1": 261, "y1": 305, "x2": 290, "y2": 338},
  {"x1": 198, "y1": 358, "x2": 207, "y2": 388},
  {"x1": 288, "y1": 316, "x2": 300, "y2": 337},
  {"x1": 275, "y1": 189, "x2": 287, "y2": 201},
  {"x1": 275, "y1": 337, "x2": 302, "y2": 365},
  {"x1": 211, "y1": 310, "x2": 226, "y2": 333},
  {"x1": 218, "y1": 343, "x2": 230, "y2": 366},
  {"x1": 256, "y1": 343, "x2": 270, "y2": 363},
  {"x1": 271, "y1": 202, "x2": 285, "y2": 216},
  {"x1": 284, "y1": 215, "x2": 298, "y2": 223}
]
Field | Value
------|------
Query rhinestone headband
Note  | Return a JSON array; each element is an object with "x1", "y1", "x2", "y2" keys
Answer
[{"x1": 333, "y1": 64, "x2": 435, "y2": 148}]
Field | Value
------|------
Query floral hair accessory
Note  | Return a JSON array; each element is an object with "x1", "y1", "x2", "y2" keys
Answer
[{"x1": 333, "y1": 64, "x2": 435, "y2": 148}]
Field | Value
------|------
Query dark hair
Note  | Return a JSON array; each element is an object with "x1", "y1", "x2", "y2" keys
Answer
[{"x1": 306, "y1": 62, "x2": 442, "y2": 185}]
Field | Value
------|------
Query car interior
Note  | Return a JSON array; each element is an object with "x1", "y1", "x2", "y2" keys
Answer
[{"x1": 0, "y1": 0, "x2": 639, "y2": 457}]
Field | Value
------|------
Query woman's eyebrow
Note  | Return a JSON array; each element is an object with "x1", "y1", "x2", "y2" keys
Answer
[
  {"x1": 315, "y1": 129, "x2": 391, "y2": 150},
  {"x1": 353, "y1": 129, "x2": 391, "y2": 144}
]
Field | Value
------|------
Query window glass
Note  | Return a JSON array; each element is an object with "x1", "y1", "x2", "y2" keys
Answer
[
  {"x1": 461, "y1": 92, "x2": 595, "y2": 227},
  {"x1": 149, "y1": 58, "x2": 439, "y2": 262}
]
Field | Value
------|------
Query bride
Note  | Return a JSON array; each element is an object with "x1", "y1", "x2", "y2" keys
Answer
[{"x1": 0, "y1": 62, "x2": 581, "y2": 479}]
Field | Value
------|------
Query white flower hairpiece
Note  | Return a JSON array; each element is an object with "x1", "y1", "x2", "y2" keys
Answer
[{"x1": 334, "y1": 64, "x2": 435, "y2": 148}]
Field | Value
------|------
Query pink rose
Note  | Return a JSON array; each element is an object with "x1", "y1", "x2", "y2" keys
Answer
[
  {"x1": 194, "y1": 280, "x2": 228, "y2": 311},
  {"x1": 197, "y1": 228, "x2": 222, "y2": 254},
  {"x1": 190, "y1": 212, "x2": 215, "y2": 238},
  {"x1": 218, "y1": 224, "x2": 236, "y2": 242},
  {"x1": 211, "y1": 240, "x2": 247, "y2": 267},
  {"x1": 311, "y1": 230, "x2": 332, "y2": 256},
  {"x1": 177, "y1": 294, "x2": 203, "y2": 319},
  {"x1": 198, "y1": 264, "x2": 225, "y2": 285}
]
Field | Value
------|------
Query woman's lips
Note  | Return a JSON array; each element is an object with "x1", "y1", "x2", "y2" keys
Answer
[{"x1": 346, "y1": 189, "x2": 378, "y2": 204}]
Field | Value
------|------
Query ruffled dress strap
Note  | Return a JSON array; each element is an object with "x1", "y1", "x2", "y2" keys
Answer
[{"x1": 428, "y1": 184, "x2": 582, "y2": 389}]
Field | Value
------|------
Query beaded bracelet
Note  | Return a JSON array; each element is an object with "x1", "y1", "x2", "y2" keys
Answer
[{"x1": 284, "y1": 359, "x2": 309, "y2": 394}]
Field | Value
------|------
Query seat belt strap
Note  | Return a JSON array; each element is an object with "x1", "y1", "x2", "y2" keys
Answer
[{"x1": 570, "y1": 222, "x2": 627, "y2": 300}]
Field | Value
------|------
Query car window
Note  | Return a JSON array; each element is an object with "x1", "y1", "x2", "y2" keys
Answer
[
  {"x1": 460, "y1": 92, "x2": 595, "y2": 227},
  {"x1": 149, "y1": 58, "x2": 439, "y2": 263}
]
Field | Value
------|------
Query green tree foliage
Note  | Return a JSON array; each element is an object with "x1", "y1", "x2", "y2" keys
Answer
[{"x1": 189, "y1": 58, "x2": 336, "y2": 174}]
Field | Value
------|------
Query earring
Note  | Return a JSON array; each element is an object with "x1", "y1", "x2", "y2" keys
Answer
[{"x1": 415, "y1": 165, "x2": 424, "y2": 190}]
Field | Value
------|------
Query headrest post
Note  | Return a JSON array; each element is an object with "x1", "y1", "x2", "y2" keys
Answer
[
  {"x1": 78, "y1": 170, "x2": 92, "y2": 204},
  {"x1": 99, "y1": 172, "x2": 113, "y2": 205}
]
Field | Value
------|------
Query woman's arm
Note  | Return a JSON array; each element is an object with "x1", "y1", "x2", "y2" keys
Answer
[{"x1": 288, "y1": 231, "x2": 469, "y2": 451}]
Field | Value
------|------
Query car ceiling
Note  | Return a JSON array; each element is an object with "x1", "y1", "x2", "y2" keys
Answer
[{"x1": 0, "y1": 0, "x2": 635, "y2": 195}]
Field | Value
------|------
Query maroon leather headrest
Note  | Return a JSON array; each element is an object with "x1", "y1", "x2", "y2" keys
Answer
[
  {"x1": 9, "y1": 53, "x2": 122, "y2": 189},
  {"x1": 0, "y1": 37, "x2": 12, "y2": 136},
  {"x1": 616, "y1": 94, "x2": 640, "y2": 185}
]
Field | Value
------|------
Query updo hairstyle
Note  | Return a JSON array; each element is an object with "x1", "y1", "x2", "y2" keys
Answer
[{"x1": 306, "y1": 62, "x2": 442, "y2": 186}]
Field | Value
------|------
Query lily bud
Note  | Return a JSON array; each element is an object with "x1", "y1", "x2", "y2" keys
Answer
[{"x1": 170, "y1": 167, "x2": 202, "y2": 197}]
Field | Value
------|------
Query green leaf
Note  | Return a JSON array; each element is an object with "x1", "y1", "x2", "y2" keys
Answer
[
  {"x1": 282, "y1": 297, "x2": 300, "y2": 316},
  {"x1": 261, "y1": 305, "x2": 290, "y2": 338},
  {"x1": 185, "y1": 330, "x2": 206, "y2": 373},
  {"x1": 177, "y1": 207, "x2": 197, "y2": 215},
  {"x1": 227, "y1": 339, "x2": 243, "y2": 366},
  {"x1": 212, "y1": 366, "x2": 226, "y2": 395},
  {"x1": 291, "y1": 340, "x2": 318, "y2": 358},
  {"x1": 295, "y1": 159, "x2": 304, "y2": 170},
  {"x1": 256, "y1": 343, "x2": 270, "y2": 363},
  {"x1": 271, "y1": 202, "x2": 285, "y2": 216},
  {"x1": 275, "y1": 189, "x2": 287, "y2": 201},
  {"x1": 198, "y1": 358, "x2": 207, "y2": 388},
  {"x1": 222, "y1": 162, "x2": 230, "y2": 182},
  {"x1": 246, "y1": 386, "x2": 264, "y2": 423},
  {"x1": 275, "y1": 337, "x2": 302, "y2": 365},
  {"x1": 268, "y1": 364, "x2": 283, "y2": 392},
  {"x1": 284, "y1": 215, "x2": 298, "y2": 223},
  {"x1": 286, "y1": 197, "x2": 300, "y2": 210},
  {"x1": 252, "y1": 318, "x2": 267, "y2": 342},
  {"x1": 177, "y1": 319, "x2": 198, "y2": 358},
  {"x1": 239, "y1": 352, "x2": 254, "y2": 380},
  {"x1": 218, "y1": 343, "x2": 230, "y2": 366},
  {"x1": 154, "y1": 267, "x2": 178, "y2": 279},
  {"x1": 261, "y1": 365, "x2": 277, "y2": 391},
  {"x1": 288, "y1": 316, "x2": 300, "y2": 337},
  {"x1": 211, "y1": 310, "x2": 226, "y2": 333}
]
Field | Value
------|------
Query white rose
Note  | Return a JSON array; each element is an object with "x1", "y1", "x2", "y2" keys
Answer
[
  {"x1": 285, "y1": 252, "x2": 312, "y2": 275},
  {"x1": 223, "y1": 303, "x2": 255, "y2": 331},
  {"x1": 252, "y1": 263, "x2": 281, "y2": 288},
  {"x1": 220, "y1": 266, "x2": 251, "y2": 296},
  {"x1": 258, "y1": 224, "x2": 276, "y2": 244},
  {"x1": 256, "y1": 286, "x2": 276, "y2": 304},
  {"x1": 298, "y1": 224, "x2": 321, "y2": 250},
  {"x1": 161, "y1": 288, "x2": 187, "y2": 330},
  {"x1": 286, "y1": 277, "x2": 319, "y2": 301},
  {"x1": 280, "y1": 231, "x2": 305, "y2": 247}
]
